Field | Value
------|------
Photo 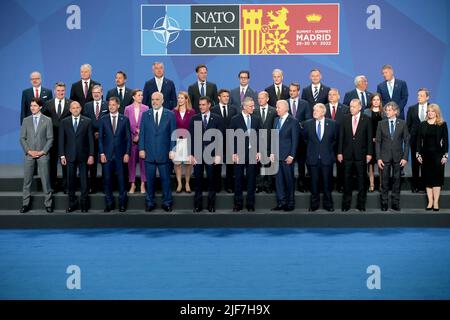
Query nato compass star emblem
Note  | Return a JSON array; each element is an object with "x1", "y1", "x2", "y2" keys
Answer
[{"x1": 151, "y1": 14, "x2": 181, "y2": 45}]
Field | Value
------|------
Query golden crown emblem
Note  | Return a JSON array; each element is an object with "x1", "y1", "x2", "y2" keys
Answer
[{"x1": 306, "y1": 13, "x2": 322, "y2": 23}]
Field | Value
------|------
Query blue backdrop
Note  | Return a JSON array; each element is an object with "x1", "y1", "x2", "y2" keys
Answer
[{"x1": 1, "y1": 0, "x2": 449, "y2": 163}]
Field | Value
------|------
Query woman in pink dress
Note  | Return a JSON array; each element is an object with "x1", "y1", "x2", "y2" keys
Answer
[
  {"x1": 124, "y1": 89, "x2": 149, "y2": 194},
  {"x1": 173, "y1": 91, "x2": 196, "y2": 193}
]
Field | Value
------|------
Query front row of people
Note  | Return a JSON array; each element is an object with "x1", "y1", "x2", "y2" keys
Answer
[{"x1": 19, "y1": 94, "x2": 448, "y2": 213}]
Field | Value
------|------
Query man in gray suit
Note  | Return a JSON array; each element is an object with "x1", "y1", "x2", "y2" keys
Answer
[
  {"x1": 19, "y1": 98, "x2": 54, "y2": 213},
  {"x1": 376, "y1": 101, "x2": 410, "y2": 211},
  {"x1": 229, "y1": 70, "x2": 259, "y2": 108}
]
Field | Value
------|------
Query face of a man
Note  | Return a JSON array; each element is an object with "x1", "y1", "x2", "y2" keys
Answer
[
  {"x1": 151, "y1": 93, "x2": 163, "y2": 110},
  {"x1": 239, "y1": 72, "x2": 249, "y2": 87},
  {"x1": 350, "y1": 101, "x2": 362, "y2": 116},
  {"x1": 289, "y1": 85, "x2": 299, "y2": 99},
  {"x1": 243, "y1": 101, "x2": 255, "y2": 115},
  {"x1": 55, "y1": 86, "x2": 65, "y2": 100},
  {"x1": 310, "y1": 71, "x2": 321, "y2": 85},
  {"x1": 218, "y1": 92, "x2": 230, "y2": 105},
  {"x1": 115, "y1": 73, "x2": 126, "y2": 87},
  {"x1": 417, "y1": 91, "x2": 429, "y2": 105},
  {"x1": 92, "y1": 88, "x2": 102, "y2": 101},
  {"x1": 276, "y1": 101, "x2": 288, "y2": 117},
  {"x1": 385, "y1": 106, "x2": 397, "y2": 119},
  {"x1": 108, "y1": 100, "x2": 119, "y2": 114},
  {"x1": 328, "y1": 90, "x2": 339, "y2": 104},
  {"x1": 197, "y1": 67, "x2": 208, "y2": 82},
  {"x1": 356, "y1": 77, "x2": 368, "y2": 91},
  {"x1": 30, "y1": 72, "x2": 41, "y2": 87},
  {"x1": 272, "y1": 71, "x2": 283, "y2": 85},
  {"x1": 70, "y1": 103, "x2": 82, "y2": 117},
  {"x1": 199, "y1": 99, "x2": 210, "y2": 114},
  {"x1": 313, "y1": 106, "x2": 325, "y2": 120},
  {"x1": 80, "y1": 67, "x2": 91, "y2": 80},
  {"x1": 153, "y1": 63, "x2": 164, "y2": 78},
  {"x1": 30, "y1": 101, "x2": 41, "y2": 115},
  {"x1": 382, "y1": 68, "x2": 394, "y2": 81},
  {"x1": 258, "y1": 93, "x2": 269, "y2": 106}
]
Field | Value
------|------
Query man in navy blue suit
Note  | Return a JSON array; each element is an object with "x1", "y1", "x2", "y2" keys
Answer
[
  {"x1": 229, "y1": 70, "x2": 259, "y2": 108},
  {"x1": 188, "y1": 64, "x2": 219, "y2": 113},
  {"x1": 139, "y1": 92, "x2": 176, "y2": 212},
  {"x1": 376, "y1": 64, "x2": 408, "y2": 119},
  {"x1": 229, "y1": 97, "x2": 262, "y2": 212},
  {"x1": 83, "y1": 85, "x2": 109, "y2": 193},
  {"x1": 105, "y1": 71, "x2": 133, "y2": 114},
  {"x1": 301, "y1": 69, "x2": 331, "y2": 112},
  {"x1": 303, "y1": 103, "x2": 338, "y2": 212},
  {"x1": 288, "y1": 82, "x2": 312, "y2": 192},
  {"x1": 69, "y1": 64, "x2": 101, "y2": 108},
  {"x1": 189, "y1": 96, "x2": 225, "y2": 212},
  {"x1": 98, "y1": 97, "x2": 131, "y2": 212},
  {"x1": 143, "y1": 62, "x2": 177, "y2": 110},
  {"x1": 21, "y1": 71, "x2": 53, "y2": 124},
  {"x1": 264, "y1": 68, "x2": 290, "y2": 109},
  {"x1": 343, "y1": 75, "x2": 372, "y2": 109},
  {"x1": 270, "y1": 100, "x2": 300, "y2": 212}
]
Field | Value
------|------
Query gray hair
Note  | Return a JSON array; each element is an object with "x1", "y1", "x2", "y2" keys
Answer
[
  {"x1": 329, "y1": 87, "x2": 340, "y2": 95},
  {"x1": 276, "y1": 99, "x2": 289, "y2": 109},
  {"x1": 350, "y1": 98, "x2": 362, "y2": 107},
  {"x1": 30, "y1": 71, "x2": 41, "y2": 79},
  {"x1": 418, "y1": 87, "x2": 430, "y2": 97},
  {"x1": 92, "y1": 84, "x2": 102, "y2": 92},
  {"x1": 354, "y1": 75, "x2": 367, "y2": 86},
  {"x1": 384, "y1": 101, "x2": 400, "y2": 115},
  {"x1": 272, "y1": 68, "x2": 283, "y2": 76},
  {"x1": 313, "y1": 103, "x2": 327, "y2": 113},
  {"x1": 152, "y1": 61, "x2": 164, "y2": 68},
  {"x1": 80, "y1": 64, "x2": 92, "y2": 72},
  {"x1": 242, "y1": 97, "x2": 254, "y2": 107}
]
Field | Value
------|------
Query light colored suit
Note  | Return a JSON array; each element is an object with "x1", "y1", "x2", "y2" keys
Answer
[{"x1": 20, "y1": 113, "x2": 54, "y2": 207}]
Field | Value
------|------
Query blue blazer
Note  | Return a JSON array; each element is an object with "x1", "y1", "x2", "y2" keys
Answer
[
  {"x1": 189, "y1": 112, "x2": 225, "y2": 156},
  {"x1": 21, "y1": 87, "x2": 53, "y2": 124},
  {"x1": 229, "y1": 86, "x2": 258, "y2": 108},
  {"x1": 139, "y1": 108, "x2": 176, "y2": 163},
  {"x1": 288, "y1": 98, "x2": 312, "y2": 122},
  {"x1": 142, "y1": 78, "x2": 177, "y2": 110},
  {"x1": 303, "y1": 118, "x2": 338, "y2": 166},
  {"x1": 272, "y1": 115, "x2": 300, "y2": 160},
  {"x1": 229, "y1": 113, "x2": 262, "y2": 160},
  {"x1": 83, "y1": 100, "x2": 109, "y2": 131},
  {"x1": 376, "y1": 79, "x2": 409, "y2": 118},
  {"x1": 98, "y1": 114, "x2": 131, "y2": 160}
]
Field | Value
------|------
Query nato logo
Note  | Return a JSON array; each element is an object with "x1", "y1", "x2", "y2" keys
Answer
[{"x1": 141, "y1": 5, "x2": 190, "y2": 55}]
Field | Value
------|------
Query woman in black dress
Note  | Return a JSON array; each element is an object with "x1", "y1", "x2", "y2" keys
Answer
[
  {"x1": 416, "y1": 104, "x2": 448, "y2": 211},
  {"x1": 364, "y1": 93, "x2": 385, "y2": 192}
]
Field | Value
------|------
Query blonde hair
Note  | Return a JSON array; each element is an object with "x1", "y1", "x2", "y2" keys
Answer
[
  {"x1": 428, "y1": 103, "x2": 445, "y2": 126},
  {"x1": 176, "y1": 91, "x2": 192, "y2": 111}
]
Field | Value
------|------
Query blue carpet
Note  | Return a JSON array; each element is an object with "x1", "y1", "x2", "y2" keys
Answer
[{"x1": 0, "y1": 228, "x2": 449, "y2": 299}]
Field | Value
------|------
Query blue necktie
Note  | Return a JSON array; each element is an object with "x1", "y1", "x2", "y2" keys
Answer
[
  {"x1": 73, "y1": 118, "x2": 78, "y2": 132},
  {"x1": 390, "y1": 120, "x2": 395, "y2": 139},
  {"x1": 276, "y1": 118, "x2": 281, "y2": 130},
  {"x1": 360, "y1": 91, "x2": 366, "y2": 108},
  {"x1": 203, "y1": 114, "x2": 208, "y2": 129},
  {"x1": 317, "y1": 120, "x2": 322, "y2": 141},
  {"x1": 246, "y1": 115, "x2": 251, "y2": 132},
  {"x1": 200, "y1": 82, "x2": 205, "y2": 96}
]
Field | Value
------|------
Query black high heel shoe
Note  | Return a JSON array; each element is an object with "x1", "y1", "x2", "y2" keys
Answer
[
  {"x1": 433, "y1": 206, "x2": 440, "y2": 212},
  {"x1": 426, "y1": 206, "x2": 433, "y2": 211}
]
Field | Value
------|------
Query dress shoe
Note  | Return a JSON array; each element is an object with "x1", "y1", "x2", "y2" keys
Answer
[
  {"x1": 207, "y1": 206, "x2": 215, "y2": 212},
  {"x1": 119, "y1": 205, "x2": 126, "y2": 212},
  {"x1": 89, "y1": 188, "x2": 96, "y2": 194},
  {"x1": 426, "y1": 206, "x2": 433, "y2": 211},
  {"x1": 325, "y1": 207, "x2": 335, "y2": 212},
  {"x1": 308, "y1": 207, "x2": 318, "y2": 212},
  {"x1": 80, "y1": 205, "x2": 88, "y2": 213},
  {"x1": 193, "y1": 206, "x2": 203, "y2": 213},
  {"x1": 66, "y1": 205, "x2": 79, "y2": 213},
  {"x1": 271, "y1": 205, "x2": 285, "y2": 211},
  {"x1": 342, "y1": 207, "x2": 350, "y2": 212},
  {"x1": 284, "y1": 206, "x2": 295, "y2": 212},
  {"x1": 226, "y1": 188, "x2": 233, "y2": 193},
  {"x1": 412, "y1": 188, "x2": 419, "y2": 193},
  {"x1": 145, "y1": 205, "x2": 156, "y2": 212},
  {"x1": 381, "y1": 206, "x2": 388, "y2": 212},
  {"x1": 433, "y1": 207, "x2": 440, "y2": 212},
  {"x1": 63, "y1": 189, "x2": 68, "y2": 194},
  {"x1": 162, "y1": 205, "x2": 172, "y2": 212},
  {"x1": 356, "y1": 206, "x2": 366, "y2": 212},
  {"x1": 185, "y1": 185, "x2": 191, "y2": 193},
  {"x1": 255, "y1": 187, "x2": 262, "y2": 193},
  {"x1": 104, "y1": 204, "x2": 114, "y2": 212},
  {"x1": 391, "y1": 205, "x2": 400, "y2": 212},
  {"x1": 233, "y1": 205, "x2": 243, "y2": 212},
  {"x1": 247, "y1": 206, "x2": 255, "y2": 212},
  {"x1": 45, "y1": 207, "x2": 53, "y2": 213},
  {"x1": 20, "y1": 205, "x2": 30, "y2": 213}
]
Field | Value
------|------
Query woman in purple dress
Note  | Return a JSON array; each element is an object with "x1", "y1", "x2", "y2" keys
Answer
[
  {"x1": 173, "y1": 91, "x2": 196, "y2": 193},
  {"x1": 124, "y1": 89, "x2": 149, "y2": 194}
]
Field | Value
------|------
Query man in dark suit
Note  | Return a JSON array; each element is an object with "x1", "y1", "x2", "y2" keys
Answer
[
  {"x1": 343, "y1": 75, "x2": 372, "y2": 109},
  {"x1": 303, "y1": 103, "x2": 338, "y2": 212},
  {"x1": 83, "y1": 85, "x2": 109, "y2": 193},
  {"x1": 376, "y1": 102, "x2": 410, "y2": 211},
  {"x1": 105, "y1": 71, "x2": 133, "y2": 114},
  {"x1": 270, "y1": 100, "x2": 300, "y2": 212},
  {"x1": 337, "y1": 99, "x2": 373, "y2": 212},
  {"x1": 69, "y1": 64, "x2": 101, "y2": 108},
  {"x1": 21, "y1": 71, "x2": 53, "y2": 124},
  {"x1": 301, "y1": 68, "x2": 331, "y2": 112},
  {"x1": 229, "y1": 70, "x2": 259, "y2": 107},
  {"x1": 376, "y1": 64, "x2": 409, "y2": 119},
  {"x1": 211, "y1": 89, "x2": 238, "y2": 193},
  {"x1": 142, "y1": 62, "x2": 177, "y2": 109},
  {"x1": 325, "y1": 88, "x2": 349, "y2": 192},
  {"x1": 188, "y1": 64, "x2": 218, "y2": 113},
  {"x1": 98, "y1": 97, "x2": 131, "y2": 212},
  {"x1": 254, "y1": 91, "x2": 277, "y2": 193},
  {"x1": 264, "y1": 68, "x2": 290, "y2": 108},
  {"x1": 229, "y1": 97, "x2": 262, "y2": 212},
  {"x1": 139, "y1": 92, "x2": 176, "y2": 212},
  {"x1": 189, "y1": 96, "x2": 225, "y2": 212},
  {"x1": 59, "y1": 101, "x2": 94, "y2": 213},
  {"x1": 406, "y1": 88, "x2": 430, "y2": 192},
  {"x1": 288, "y1": 82, "x2": 312, "y2": 192},
  {"x1": 43, "y1": 82, "x2": 72, "y2": 192}
]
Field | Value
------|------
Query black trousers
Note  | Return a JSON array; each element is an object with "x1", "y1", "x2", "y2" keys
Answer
[
  {"x1": 87, "y1": 138, "x2": 99, "y2": 190},
  {"x1": 342, "y1": 159, "x2": 367, "y2": 209},
  {"x1": 194, "y1": 163, "x2": 216, "y2": 208},
  {"x1": 67, "y1": 161, "x2": 89, "y2": 207},
  {"x1": 308, "y1": 161, "x2": 334, "y2": 210},
  {"x1": 234, "y1": 164, "x2": 257, "y2": 207},
  {"x1": 410, "y1": 140, "x2": 422, "y2": 190},
  {"x1": 380, "y1": 160, "x2": 402, "y2": 207},
  {"x1": 49, "y1": 142, "x2": 66, "y2": 191}
]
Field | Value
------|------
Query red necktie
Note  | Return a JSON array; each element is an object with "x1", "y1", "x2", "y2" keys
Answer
[
  {"x1": 35, "y1": 88, "x2": 39, "y2": 98},
  {"x1": 95, "y1": 102, "x2": 100, "y2": 119},
  {"x1": 84, "y1": 81, "x2": 89, "y2": 99},
  {"x1": 331, "y1": 105, "x2": 336, "y2": 120}
]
